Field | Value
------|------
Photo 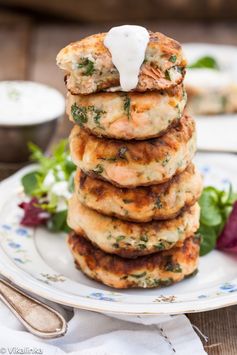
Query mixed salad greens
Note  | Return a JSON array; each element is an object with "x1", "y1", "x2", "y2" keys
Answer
[
  {"x1": 198, "y1": 185, "x2": 237, "y2": 255},
  {"x1": 20, "y1": 141, "x2": 237, "y2": 256},
  {"x1": 20, "y1": 141, "x2": 75, "y2": 233}
]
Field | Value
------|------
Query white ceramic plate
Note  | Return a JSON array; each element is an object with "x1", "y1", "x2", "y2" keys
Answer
[
  {"x1": 0, "y1": 153, "x2": 237, "y2": 315},
  {"x1": 184, "y1": 43, "x2": 237, "y2": 152}
]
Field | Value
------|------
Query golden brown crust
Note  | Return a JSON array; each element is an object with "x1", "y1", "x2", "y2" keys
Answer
[
  {"x1": 70, "y1": 115, "x2": 196, "y2": 187},
  {"x1": 67, "y1": 232, "x2": 200, "y2": 289},
  {"x1": 58, "y1": 32, "x2": 184, "y2": 65},
  {"x1": 67, "y1": 194, "x2": 200, "y2": 258},
  {"x1": 57, "y1": 31, "x2": 186, "y2": 94},
  {"x1": 74, "y1": 164, "x2": 203, "y2": 222},
  {"x1": 70, "y1": 115, "x2": 195, "y2": 165}
]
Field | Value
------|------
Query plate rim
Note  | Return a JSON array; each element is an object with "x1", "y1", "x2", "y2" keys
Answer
[{"x1": 1, "y1": 256, "x2": 237, "y2": 315}]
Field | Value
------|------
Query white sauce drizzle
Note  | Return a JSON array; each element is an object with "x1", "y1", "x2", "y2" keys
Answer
[{"x1": 104, "y1": 25, "x2": 149, "y2": 91}]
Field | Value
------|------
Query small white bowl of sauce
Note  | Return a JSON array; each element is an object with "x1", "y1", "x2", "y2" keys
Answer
[{"x1": 0, "y1": 81, "x2": 65, "y2": 163}]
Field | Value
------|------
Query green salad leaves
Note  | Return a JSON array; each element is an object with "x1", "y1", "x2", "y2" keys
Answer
[
  {"x1": 188, "y1": 56, "x2": 219, "y2": 70},
  {"x1": 20, "y1": 141, "x2": 76, "y2": 232},
  {"x1": 198, "y1": 185, "x2": 237, "y2": 256}
]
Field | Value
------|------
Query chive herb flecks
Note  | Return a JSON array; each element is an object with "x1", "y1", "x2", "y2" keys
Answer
[
  {"x1": 93, "y1": 164, "x2": 104, "y2": 175},
  {"x1": 138, "y1": 243, "x2": 147, "y2": 250},
  {"x1": 7, "y1": 88, "x2": 20, "y2": 101},
  {"x1": 77, "y1": 57, "x2": 95, "y2": 75},
  {"x1": 118, "y1": 146, "x2": 128, "y2": 160},
  {"x1": 162, "y1": 155, "x2": 170, "y2": 167},
  {"x1": 130, "y1": 272, "x2": 147, "y2": 279},
  {"x1": 100, "y1": 156, "x2": 117, "y2": 162},
  {"x1": 71, "y1": 103, "x2": 106, "y2": 127},
  {"x1": 221, "y1": 95, "x2": 228, "y2": 110},
  {"x1": 159, "y1": 278, "x2": 173, "y2": 286},
  {"x1": 155, "y1": 242, "x2": 166, "y2": 251},
  {"x1": 169, "y1": 55, "x2": 177, "y2": 63},
  {"x1": 123, "y1": 199, "x2": 134, "y2": 204},
  {"x1": 155, "y1": 197, "x2": 163, "y2": 209},
  {"x1": 112, "y1": 243, "x2": 119, "y2": 249},
  {"x1": 123, "y1": 94, "x2": 131, "y2": 118},
  {"x1": 165, "y1": 69, "x2": 171, "y2": 81},
  {"x1": 175, "y1": 103, "x2": 182, "y2": 118},
  {"x1": 116, "y1": 235, "x2": 125, "y2": 243},
  {"x1": 71, "y1": 103, "x2": 88, "y2": 126},
  {"x1": 140, "y1": 235, "x2": 148, "y2": 242},
  {"x1": 93, "y1": 107, "x2": 106, "y2": 125},
  {"x1": 165, "y1": 262, "x2": 182, "y2": 273},
  {"x1": 121, "y1": 92, "x2": 131, "y2": 119},
  {"x1": 100, "y1": 146, "x2": 127, "y2": 163}
]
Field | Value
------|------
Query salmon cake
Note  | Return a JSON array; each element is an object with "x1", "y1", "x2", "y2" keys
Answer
[
  {"x1": 67, "y1": 194, "x2": 200, "y2": 258},
  {"x1": 70, "y1": 115, "x2": 196, "y2": 188},
  {"x1": 186, "y1": 83, "x2": 237, "y2": 115},
  {"x1": 67, "y1": 232, "x2": 200, "y2": 289},
  {"x1": 57, "y1": 31, "x2": 186, "y2": 94},
  {"x1": 74, "y1": 164, "x2": 202, "y2": 222},
  {"x1": 67, "y1": 85, "x2": 187, "y2": 140}
]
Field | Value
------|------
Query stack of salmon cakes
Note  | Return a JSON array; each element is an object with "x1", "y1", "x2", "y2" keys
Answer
[{"x1": 57, "y1": 27, "x2": 203, "y2": 289}]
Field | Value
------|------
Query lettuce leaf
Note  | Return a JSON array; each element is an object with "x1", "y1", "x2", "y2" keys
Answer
[
  {"x1": 198, "y1": 185, "x2": 237, "y2": 255},
  {"x1": 20, "y1": 141, "x2": 76, "y2": 232}
]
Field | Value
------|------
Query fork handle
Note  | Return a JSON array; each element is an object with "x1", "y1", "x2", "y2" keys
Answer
[{"x1": 0, "y1": 278, "x2": 67, "y2": 338}]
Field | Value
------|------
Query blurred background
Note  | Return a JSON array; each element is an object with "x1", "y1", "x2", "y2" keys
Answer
[
  {"x1": 1, "y1": 4, "x2": 237, "y2": 350},
  {"x1": 0, "y1": 0, "x2": 237, "y2": 175}
]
